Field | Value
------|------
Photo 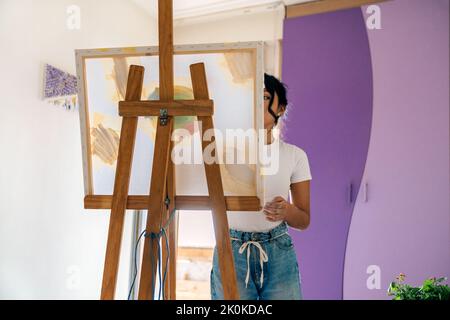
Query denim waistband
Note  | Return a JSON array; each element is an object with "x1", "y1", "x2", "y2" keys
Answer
[{"x1": 229, "y1": 222, "x2": 288, "y2": 242}]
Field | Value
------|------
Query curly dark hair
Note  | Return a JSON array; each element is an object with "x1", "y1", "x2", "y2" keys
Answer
[{"x1": 264, "y1": 73, "x2": 288, "y2": 125}]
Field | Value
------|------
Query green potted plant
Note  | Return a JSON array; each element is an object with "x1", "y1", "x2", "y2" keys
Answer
[{"x1": 388, "y1": 273, "x2": 450, "y2": 300}]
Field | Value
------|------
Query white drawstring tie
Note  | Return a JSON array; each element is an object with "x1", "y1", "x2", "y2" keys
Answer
[
  {"x1": 230, "y1": 232, "x2": 287, "y2": 289},
  {"x1": 238, "y1": 241, "x2": 268, "y2": 288}
]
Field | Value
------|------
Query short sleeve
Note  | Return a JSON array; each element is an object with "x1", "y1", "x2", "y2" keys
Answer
[{"x1": 290, "y1": 147, "x2": 312, "y2": 184}]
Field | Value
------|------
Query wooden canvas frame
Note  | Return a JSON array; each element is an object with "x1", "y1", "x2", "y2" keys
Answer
[{"x1": 75, "y1": 41, "x2": 265, "y2": 207}]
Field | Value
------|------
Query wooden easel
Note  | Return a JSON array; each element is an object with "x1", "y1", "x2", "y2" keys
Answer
[{"x1": 83, "y1": 0, "x2": 261, "y2": 300}]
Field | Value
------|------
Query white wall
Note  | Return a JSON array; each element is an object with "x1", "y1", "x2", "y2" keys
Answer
[
  {"x1": 0, "y1": 0, "x2": 285, "y2": 298},
  {"x1": 0, "y1": 0, "x2": 157, "y2": 299},
  {"x1": 174, "y1": 6, "x2": 284, "y2": 77}
]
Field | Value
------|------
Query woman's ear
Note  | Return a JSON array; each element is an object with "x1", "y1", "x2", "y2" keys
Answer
[{"x1": 277, "y1": 105, "x2": 287, "y2": 116}]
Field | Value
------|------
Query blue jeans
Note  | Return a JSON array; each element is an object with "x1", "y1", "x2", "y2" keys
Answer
[{"x1": 210, "y1": 222, "x2": 303, "y2": 300}]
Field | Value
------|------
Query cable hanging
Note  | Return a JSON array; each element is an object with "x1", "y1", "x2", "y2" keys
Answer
[{"x1": 127, "y1": 196, "x2": 177, "y2": 300}]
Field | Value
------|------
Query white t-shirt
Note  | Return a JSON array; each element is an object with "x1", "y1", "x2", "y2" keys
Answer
[{"x1": 227, "y1": 139, "x2": 312, "y2": 232}]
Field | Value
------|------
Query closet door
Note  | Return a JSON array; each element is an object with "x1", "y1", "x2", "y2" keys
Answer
[
  {"x1": 282, "y1": 8, "x2": 373, "y2": 299},
  {"x1": 344, "y1": 0, "x2": 449, "y2": 299}
]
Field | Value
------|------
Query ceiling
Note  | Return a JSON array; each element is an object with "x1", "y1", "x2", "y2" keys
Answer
[{"x1": 131, "y1": 0, "x2": 314, "y2": 20}]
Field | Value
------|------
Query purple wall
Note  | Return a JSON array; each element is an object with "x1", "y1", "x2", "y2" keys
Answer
[
  {"x1": 282, "y1": 9, "x2": 373, "y2": 299},
  {"x1": 282, "y1": 0, "x2": 449, "y2": 300},
  {"x1": 344, "y1": 0, "x2": 450, "y2": 299}
]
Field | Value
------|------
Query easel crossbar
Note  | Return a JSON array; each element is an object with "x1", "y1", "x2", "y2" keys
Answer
[
  {"x1": 84, "y1": 195, "x2": 261, "y2": 211},
  {"x1": 119, "y1": 99, "x2": 213, "y2": 117}
]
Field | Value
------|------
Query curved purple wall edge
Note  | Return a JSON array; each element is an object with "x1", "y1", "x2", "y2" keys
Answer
[
  {"x1": 344, "y1": 0, "x2": 450, "y2": 299},
  {"x1": 282, "y1": 9, "x2": 373, "y2": 299}
]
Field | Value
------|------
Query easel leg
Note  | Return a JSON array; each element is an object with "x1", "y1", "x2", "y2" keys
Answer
[
  {"x1": 101, "y1": 65, "x2": 144, "y2": 300},
  {"x1": 161, "y1": 209, "x2": 170, "y2": 300},
  {"x1": 162, "y1": 141, "x2": 177, "y2": 300},
  {"x1": 168, "y1": 208, "x2": 178, "y2": 299},
  {"x1": 138, "y1": 117, "x2": 174, "y2": 300},
  {"x1": 138, "y1": 0, "x2": 175, "y2": 300},
  {"x1": 190, "y1": 63, "x2": 240, "y2": 300}
]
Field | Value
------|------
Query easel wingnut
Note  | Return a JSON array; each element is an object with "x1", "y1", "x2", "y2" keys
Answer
[{"x1": 160, "y1": 108, "x2": 169, "y2": 126}]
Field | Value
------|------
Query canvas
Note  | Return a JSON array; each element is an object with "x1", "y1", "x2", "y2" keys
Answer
[{"x1": 75, "y1": 42, "x2": 264, "y2": 204}]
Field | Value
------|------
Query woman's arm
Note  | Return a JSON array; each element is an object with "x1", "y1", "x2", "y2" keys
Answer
[
  {"x1": 263, "y1": 180, "x2": 311, "y2": 230},
  {"x1": 286, "y1": 180, "x2": 311, "y2": 230}
]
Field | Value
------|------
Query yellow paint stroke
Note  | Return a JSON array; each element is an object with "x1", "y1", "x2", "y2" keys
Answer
[
  {"x1": 92, "y1": 112, "x2": 121, "y2": 132},
  {"x1": 222, "y1": 52, "x2": 255, "y2": 84},
  {"x1": 112, "y1": 57, "x2": 129, "y2": 100},
  {"x1": 219, "y1": 146, "x2": 256, "y2": 195},
  {"x1": 101, "y1": 59, "x2": 122, "y2": 104},
  {"x1": 91, "y1": 123, "x2": 120, "y2": 166},
  {"x1": 95, "y1": 47, "x2": 138, "y2": 54},
  {"x1": 121, "y1": 47, "x2": 138, "y2": 54},
  {"x1": 220, "y1": 163, "x2": 256, "y2": 196}
]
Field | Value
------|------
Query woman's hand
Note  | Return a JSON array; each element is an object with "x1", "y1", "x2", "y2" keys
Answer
[
  {"x1": 263, "y1": 188, "x2": 311, "y2": 230},
  {"x1": 263, "y1": 196, "x2": 291, "y2": 222}
]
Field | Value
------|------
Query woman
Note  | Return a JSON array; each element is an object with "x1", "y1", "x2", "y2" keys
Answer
[{"x1": 210, "y1": 73, "x2": 312, "y2": 300}]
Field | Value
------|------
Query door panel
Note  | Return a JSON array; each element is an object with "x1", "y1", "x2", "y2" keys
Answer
[{"x1": 282, "y1": 8, "x2": 373, "y2": 299}]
